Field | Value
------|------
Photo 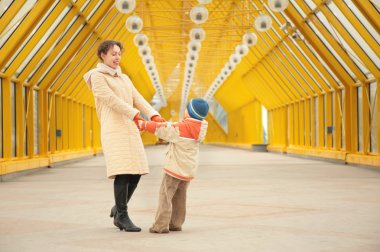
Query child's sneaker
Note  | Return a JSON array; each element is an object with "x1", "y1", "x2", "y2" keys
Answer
[
  {"x1": 169, "y1": 225, "x2": 182, "y2": 231},
  {"x1": 149, "y1": 227, "x2": 169, "y2": 234}
]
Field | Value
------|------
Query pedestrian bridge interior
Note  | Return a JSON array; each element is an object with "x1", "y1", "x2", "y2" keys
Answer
[
  {"x1": 0, "y1": 0, "x2": 379, "y2": 251},
  {"x1": 0, "y1": 0, "x2": 379, "y2": 176}
]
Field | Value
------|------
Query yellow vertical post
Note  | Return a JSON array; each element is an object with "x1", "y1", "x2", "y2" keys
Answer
[
  {"x1": 56, "y1": 95, "x2": 63, "y2": 152},
  {"x1": 62, "y1": 97, "x2": 68, "y2": 151},
  {"x1": 346, "y1": 87, "x2": 357, "y2": 152},
  {"x1": 16, "y1": 83, "x2": 24, "y2": 158},
  {"x1": 362, "y1": 84, "x2": 370, "y2": 154},
  {"x1": 294, "y1": 102, "x2": 300, "y2": 146},
  {"x1": 325, "y1": 92, "x2": 333, "y2": 149},
  {"x1": 299, "y1": 100, "x2": 305, "y2": 146},
  {"x1": 305, "y1": 98, "x2": 311, "y2": 147},
  {"x1": 49, "y1": 93, "x2": 56, "y2": 154},
  {"x1": 311, "y1": 97, "x2": 316, "y2": 147},
  {"x1": 334, "y1": 91, "x2": 342, "y2": 150},
  {"x1": 318, "y1": 95, "x2": 324, "y2": 148},
  {"x1": 39, "y1": 90, "x2": 48, "y2": 156},
  {"x1": 2, "y1": 78, "x2": 11, "y2": 159},
  {"x1": 284, "y1": 106, "x2": 288, "y2": 147},
  {"x1": 289, "y1": 103, "x2": 294, "y2": 145},
  {"x1": 27, "y1": 87, "x2": 34, "y2": 157}
]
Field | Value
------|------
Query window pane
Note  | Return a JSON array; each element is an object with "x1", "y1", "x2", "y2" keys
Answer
[
  {"x1": 370, "y1": 82, "x2": 378, "y2": 153},
  {"x1": 208, "y1": 97, "x2": 228, "y2": 133},
  {"x1": 0, "y1": 0, "x2": 37, "y2": 49},
  {"x1": 34, "y1": 90, "x2": 39, "y2": 155},
  {"x1": 357, "y1": 86, "x2": 363, "y2": 152},
  {"x1": 11, "y1": 83, "x2": 16, "y2": 157}
]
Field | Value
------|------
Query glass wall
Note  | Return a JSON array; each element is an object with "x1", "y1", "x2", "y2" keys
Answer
[
  {"x1": 370, "y1": 82, "x2": 378, "y2": 153},
  {"x1": 34, "y1": 90, "x2": 39, "y2": 155}
]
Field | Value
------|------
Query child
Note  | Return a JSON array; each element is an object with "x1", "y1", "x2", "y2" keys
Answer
[{"x1": 137, "y1": 98, "x2": 209, "y2": 233}]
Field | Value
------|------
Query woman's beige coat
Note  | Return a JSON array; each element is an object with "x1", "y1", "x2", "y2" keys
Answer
[{"x1": 84, "y1": 63, "x2": 159, "y2": 178}]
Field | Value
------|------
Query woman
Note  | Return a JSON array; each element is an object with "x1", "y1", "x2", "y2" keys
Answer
[{"x1": 83, "y1": 40, "x2": 165, "y2": 232}]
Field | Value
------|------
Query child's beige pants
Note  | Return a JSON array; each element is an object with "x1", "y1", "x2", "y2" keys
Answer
[{"x1": 151, "y1": 173, "x2": 190, "y2": 232}]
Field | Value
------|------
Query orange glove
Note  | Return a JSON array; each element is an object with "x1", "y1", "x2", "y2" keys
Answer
[
  {"x1": 151, "y1": 115, "x2": 165, "y2": 122},
  {"x1": 133, "y1": 114, "x2": 145, "y2": 130}
]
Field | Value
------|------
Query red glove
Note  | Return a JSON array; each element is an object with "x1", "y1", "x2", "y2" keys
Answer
[
  {"x1": 133, "y1": 114, "x2": 145, "y2": 130},
  {"x1": 151, "y1": 115, "x2": 165, "y2": 122},
  {"x1": 136, "y1": 120, "x2": 146, "y2": 131}
]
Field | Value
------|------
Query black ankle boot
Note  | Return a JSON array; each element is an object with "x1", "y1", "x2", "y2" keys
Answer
[{"x1": 114, "y1": 211, "x2": 141, "y2": 232}]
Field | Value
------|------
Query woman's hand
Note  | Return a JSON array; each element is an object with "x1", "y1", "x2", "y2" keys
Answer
[
  {"x1": 151, "y1": 115, "x2": 165, "y2": 122},
  {"x1": 133, "y1": 114, "x2": 145, "y2": 131}
]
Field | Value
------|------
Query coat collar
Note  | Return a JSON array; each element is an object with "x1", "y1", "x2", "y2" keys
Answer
[{"x1": 83, "y1": 63, "x2": 123, "y2": 90}]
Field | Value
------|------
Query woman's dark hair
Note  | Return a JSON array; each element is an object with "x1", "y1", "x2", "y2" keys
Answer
[{"x1": 97, "y1": 40, "x2": 123, "y2": 61}]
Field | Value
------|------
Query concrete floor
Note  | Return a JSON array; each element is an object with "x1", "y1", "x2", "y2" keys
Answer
[{"x1": 0, "y1": 145, "x2": 380, "y2": 252}]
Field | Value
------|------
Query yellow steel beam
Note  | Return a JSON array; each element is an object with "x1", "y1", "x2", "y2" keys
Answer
[
  {"x1": 333, "y1": 0, "x2": 379, "y2": 55},
  {"x1": 305, "y1": 98, "x2": 311, "y2": 147},
  {"x1": 351, "y1": 0, "x2": 380, "y2": 34},
  {"x1": 285, "y1": 5, "x2": 356, "y2": 87},
  {"x1": 4, "y1": 1, "x2": 68, "y2": 77},
  {"x1": 15, "y1": 83, "x2": 24, "y2": 158},
  {"x1": 17, "y1": 5, "x2": 77, "y2": 84},
  {"x1": 0, "y1": 0, "x2": 26, "y2": 34},
  {"x1": 318, "y1": 95, "x2": 324, "y2": 148},
  {"x1": 0, "y1": 1, "x2": 54, "y2": 70},
  {"x1": 318, "y1": 3, "x2": 379, "y2": 77},
  {"x1": 1, "y1": 78, "x2": 11, "y2": 159}
]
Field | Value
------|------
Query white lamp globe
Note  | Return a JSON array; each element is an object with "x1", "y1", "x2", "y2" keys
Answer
[
  {"x1": 242, "y1": 32, "x2": 258, "y2": 46},
  {"x1": 187, "y1": 52, "x2": 199, "y2": 61},
  {"x1": 225, "y1": 62, "x2": 235, "y2": 71},
  {"x1": 222, "y1": 67, "x2": 231, "y2": 77},
  {"x1": 268, "y1": 0, "x2": 289, "y2": 12},
  {"x1": 198, "y1": 0, "x2": 213, "y2": 4},
  {"x1": 235, "y1": 44, "x2": 249, "y2": 57},
  {"x1": 187, "y1": 61, "x2": 196, "y2": 69},
  {"x1": 146, "y1": 64, "x2": 155, "y2": 72},
  {"x1": 190, "y1": 27, "x2": 206, "y2": 41},
  {"x1": 255, "y1": 14, "x2": 272, "y2": 32},
  {"x1": 126, "y1": 15, "x2": 143, "y2": 33},
  {"x1": 115, "y1": 0, "x2": 136, "y2": 14},
  {"x1": 190, "y1": 5, "x2": 209, "y2": 24},
  {"x1": 229, "y1": 53, "x2": 242, "y2": 66},
  {"x1": 142, "y1": 55, "x2": 154, "y2": 66},
  {"x1": 187, "y1": 41, "x2": 201, "y2": 53},
  {"x1": 138, "y1": 45, "x2": 151, "y2": 57},
  {"x1": 133, "y1": 34, "x2": 148, "y2": 47}
]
